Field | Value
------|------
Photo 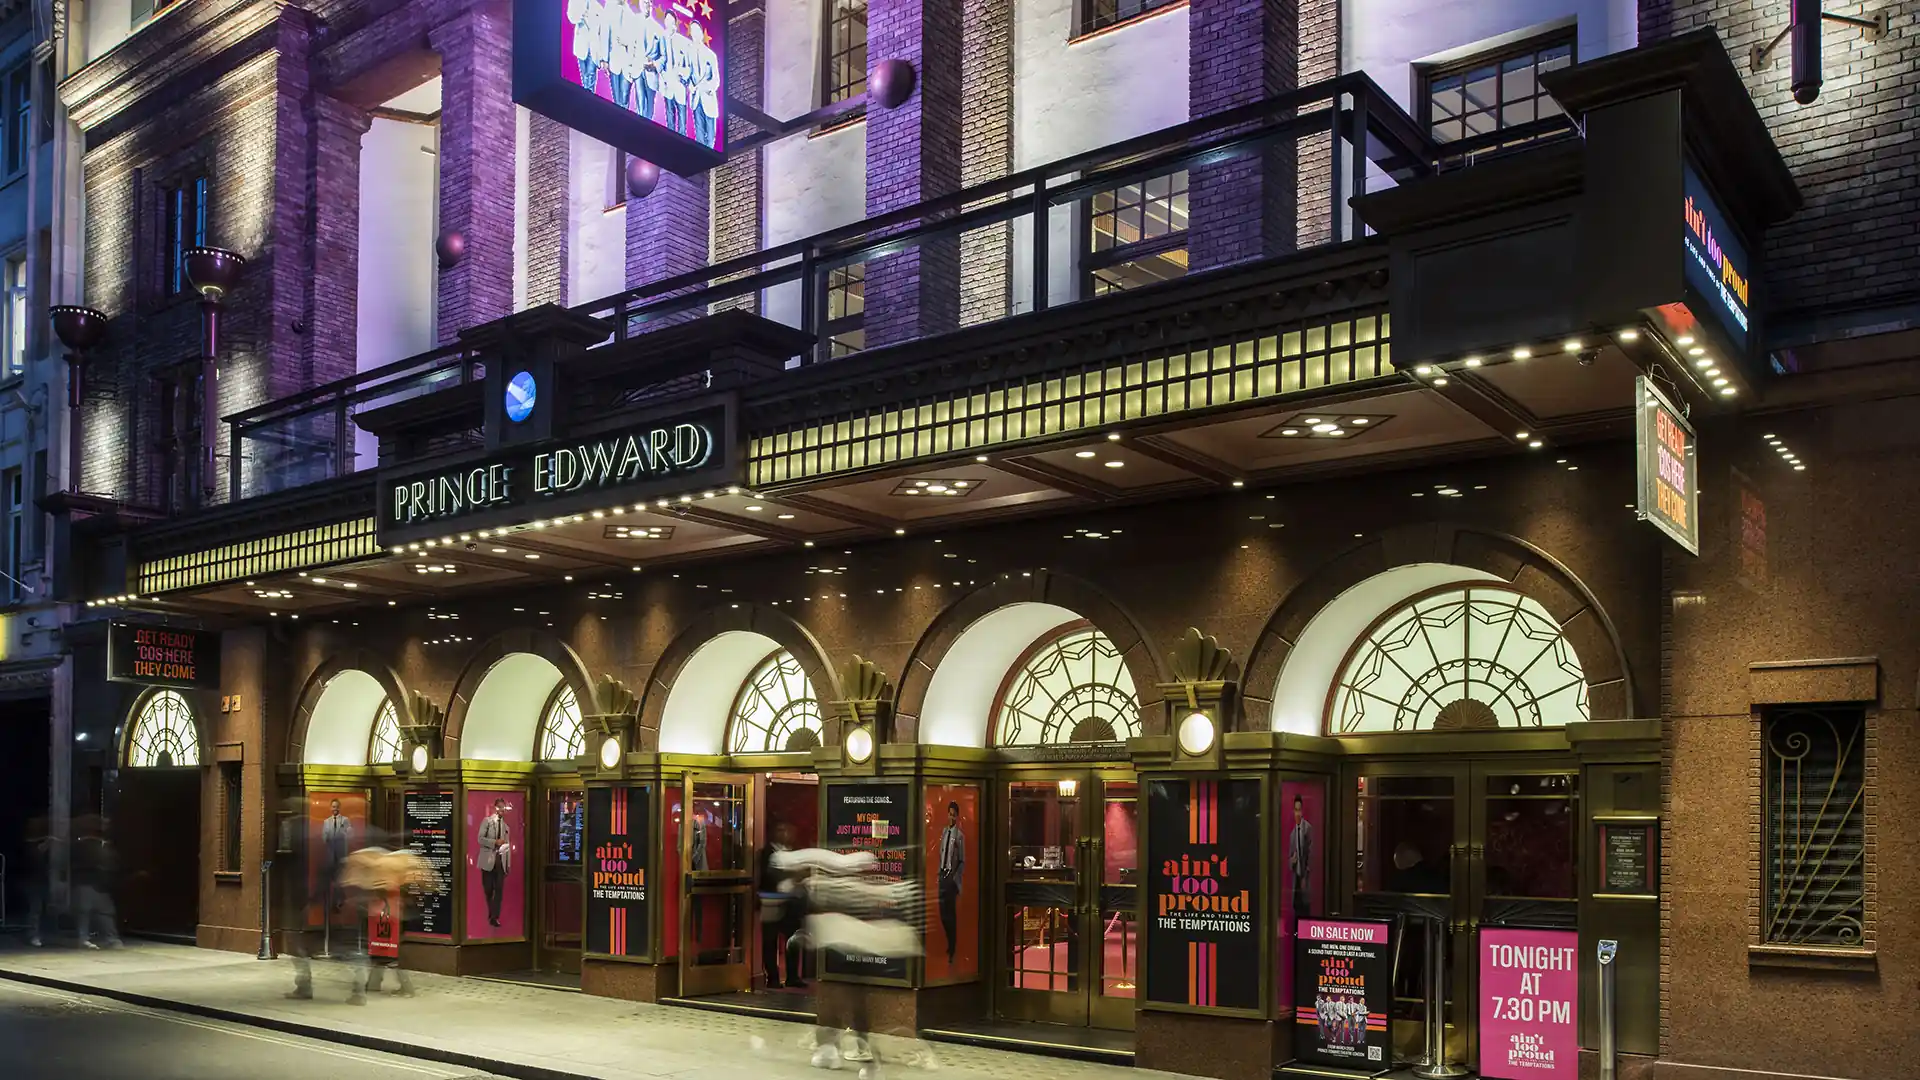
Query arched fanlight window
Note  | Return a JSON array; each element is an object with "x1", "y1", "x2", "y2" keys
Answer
[
  {"x1": 1330, "y1": 586, "x2": 1590, "y2": 735},
  {"x1": 539, "y1": 685, "x2": 585, "y2": 760},
  {"x1": 994, "y1": 625, "x2": 1141, "y2": 747},
  {"x1": 126, "y1": 690, "x2": 202, "y2": 768},
  {"x1": 728, "y1": 649, "x2": 823, "y2": 754},
  {"x1": 368, "y1": 699, "x2": 404, "y2": 765}
]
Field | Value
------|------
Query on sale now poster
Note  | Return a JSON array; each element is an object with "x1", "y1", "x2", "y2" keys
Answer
[
  {"x1": 1143, "y1": 777, "x2": 1262, "y2": 1011},
  {"x1": 1478, "y1": 927, "x2": 1579, "y2": 1079},
  {"x1": 1293, "y1": 917, "x2": 1394, "y2": 1069}
]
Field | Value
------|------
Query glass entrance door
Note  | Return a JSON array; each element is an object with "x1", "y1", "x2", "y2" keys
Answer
[
  {"x1": 1347, "y1": 761, "x2": 1579, "y2": 1069},
  {"x1": 997, "y1": 771, "x2": 1139, "y2": 1030},
  {"x1": 679, "y1": 773, "x2": 755, "y2": 997},
  {"x1": 536, "y1": 787, "x2": 586, "y2": 974}
]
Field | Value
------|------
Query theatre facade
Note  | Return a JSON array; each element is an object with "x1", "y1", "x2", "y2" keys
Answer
[{"x1": 64, "y1": 32, "x2": 1919, "y2": 1080}]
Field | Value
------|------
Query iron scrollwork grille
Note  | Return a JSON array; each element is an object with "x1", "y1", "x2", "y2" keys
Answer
[
  {"x1": 539, "y1": 685, "x2": 586, "y2": 761},
  {"x1": 1761, "y1": 706, "x2": 1867, "y2": 948},
  {"x1": 369, "y1": 698, "x2": 404, "y2": 765}
]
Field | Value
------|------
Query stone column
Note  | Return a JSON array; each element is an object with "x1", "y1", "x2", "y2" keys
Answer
[
  {"x1": 309, "y1": 96, "x2": 371, "y2": 385},
  {"x1": 526, "y1": 114, "x2": 572, "y2": 309},
  {"x1": 1186, "y1": 0, "x2": 1299, "y2": 272},
  {"x1": 861, "y1": 0, "x2": 962, "y2": 349},
  {"x1": 431, "y1": 7, "x2": 518, "y2": 344}
]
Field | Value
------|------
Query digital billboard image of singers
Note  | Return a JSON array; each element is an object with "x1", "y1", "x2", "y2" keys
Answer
[{"x1": 563, "y1": 0, "x2": 722, "y2": 151}]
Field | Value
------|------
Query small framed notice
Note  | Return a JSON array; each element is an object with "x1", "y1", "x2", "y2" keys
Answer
[{"x1": 1596, "y1": 818, "x2": 1658, "y2": 898}]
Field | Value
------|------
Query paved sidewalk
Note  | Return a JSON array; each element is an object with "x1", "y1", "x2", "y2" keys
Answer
[{"x1": 0, "y1": 940, "x2": 1156, "y2": 1080}]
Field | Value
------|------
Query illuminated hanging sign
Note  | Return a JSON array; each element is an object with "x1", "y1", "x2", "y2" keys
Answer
[
  {"x1": 1682, "y1": 165, "x2": 1751, "y2": 352},
  {"x1": 1635, "y1": 377, "x2": 1698, "y2": 555},
  {"x1": 513, "y1": 0, "x2": 726, "y2": 177},
  {"x1": 378, "y1": 402, "x2": 736, "y2": 544},
  {"x1": 107, "y1": 622, "x2": 221, "y2": 688}
]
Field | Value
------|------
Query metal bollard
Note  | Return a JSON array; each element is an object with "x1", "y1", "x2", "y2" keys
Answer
[
  {"x1": 1598, "y1": 940, "x2": 1619, "y2": 1080},
  {"x1": 1412, "y1": 914, "x2": 1468, "y2": 1079},
  {"x1": 257, "y1": 860, "x2": 274, "y2": 960}
]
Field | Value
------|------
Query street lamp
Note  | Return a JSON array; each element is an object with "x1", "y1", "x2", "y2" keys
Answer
[
  {"x1": 49, "y1": 305, "x2": 107, "y2": 494},
  {"x1": 182, "y1": 246, "x2": 246, "y2": 501}
]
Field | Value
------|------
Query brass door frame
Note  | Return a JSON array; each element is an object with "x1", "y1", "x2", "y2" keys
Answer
[
  {"x1": 993, "y1": 766, "x2": 1138, "y2": 1031},
  {"x1": 1340, "y1": 753, "x2": 1580, "y2": 1070},
  {"x1": 678, "y1": 771, "x2": 756, "y2": 997}
]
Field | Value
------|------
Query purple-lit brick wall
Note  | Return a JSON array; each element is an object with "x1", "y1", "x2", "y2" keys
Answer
[
  {"x1": 959, "y1": 0, "x2": 1013, "y2": 326},
  {"x1": 1187, "y1": 0, "x2": 1299, "y2": 272},
  {"x1": 526, "y1": 114, "x2": 572, "y2": 308},
  {"x1": 1639, "y1": 2, "x2": 1919, "y2": 323},
  {"x1": 709, "y1": 6, "x2": 765, "y2": 315},
  {"x1": 1296, "y1": 0, "x2": 1339, "y2": 248},
  {"x1": 308, "y1": 95, "x2": 372, "y2": 386},
  {"x1": 431, "y1": 7, "x2": 517, "y2": 344},
  {"x1": 862, "y1": 0, "x2": 963, "y2": 349}
]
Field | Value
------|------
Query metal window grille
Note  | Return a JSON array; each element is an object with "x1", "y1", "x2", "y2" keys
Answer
[
  {"x1": 1421, "y1": 32, "x2": 1574, "y2": 149},
  {"x1": 825, "y1": 262, "x2": 866, "y2": 358},
  {"x1": 1084, "y1": 168, "x2": 1189, "y2": 297},
  {"x1": 822, "y1": 0, "x2": 868, "y2": 106},
  {"x1": 1761, "y1": 706, "x2": 1867, "y2": 948},
  {"x1": 219, "y1": 762, "x2": 244, "y2": 873}
]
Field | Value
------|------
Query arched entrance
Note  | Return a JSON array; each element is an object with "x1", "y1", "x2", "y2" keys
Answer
[
  {"x1": 293, "y1": 665, "x2": 408, "y2": 946},
  {"x1": 1262, "y1": 558, "x2": 1633, "y2": 1070},
  {"x1": 444, "y1": 638, "x2": 595, "y2": 980},
  {"x1": 113, "y1": 689, "x2": 205, "y2": 939},
  {"x1": 646, "y1": 616, "x2": 832, "y2": 1006},
  {"x1": 910, "y1": 590, "x2": 1160, "y2": 1035}
]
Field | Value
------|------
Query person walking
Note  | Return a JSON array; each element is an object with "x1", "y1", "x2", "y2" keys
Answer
[
  {"x1": 774, "y1": 847, "x2": 920, "y2": 1079},
  {"x1": 758, "y1": 824, "x2": 805, "y2": 989},
  {"x1": 71, "y1": 817, "x2": 121, "y2": 950}
]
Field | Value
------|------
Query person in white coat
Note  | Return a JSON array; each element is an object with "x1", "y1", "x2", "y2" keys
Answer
[
  {"x1": 636, "y1": 8, "x2": 666, "y2": 121},
  {"x1": 665, "y1": 29, "x2": 695, "y2": 137},
  {"x1": 606, "y1": 0, "x2": 635, "y2": 109},
  {"x1": 692, "y1": 40, "x2": 720, "y2": 148},
  {"x1": 567, "y1": 0, "x2": 603, "y2": 94}
]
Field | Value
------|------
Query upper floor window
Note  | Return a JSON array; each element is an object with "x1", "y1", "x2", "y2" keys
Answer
[
  {"x1": 1084, "y1": 168, "x2": 1189, "y2": 297},
  {"x1": 5, "y1": 65, "x2": 28, "y2": 178},
  {"x1": 1762, "y1": 706, "x2": 1867, "y2": 948},
  {"x1": 1076, "y1": 0, "x2": 1183, "y2": 38},
  {"x1": 132, "y1": 0, "x2": 187, "y2": 31},
  {"x1": 822, "y1": 0, "x2": 868, "y2": 107},
  {"x1": 5, "y1": 255, "x2": 24, "y2": 375},
  {"x1": 825, "y1": 262, "x2": 865, "y2": 358},
  {"x1": 1420, "y1": 31, "x2": 1574, "y2": 148},
  {"x1": 4, "y1": 469, "x2": 21, "y2": 603},
  {"x1": 162, "y1": 175, "x2": 209, "y2": 298}
]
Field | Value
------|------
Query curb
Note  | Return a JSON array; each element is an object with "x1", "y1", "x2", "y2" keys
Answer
[{"x1": 0, "y1": 965, "x2": 590, "y2": 1080}]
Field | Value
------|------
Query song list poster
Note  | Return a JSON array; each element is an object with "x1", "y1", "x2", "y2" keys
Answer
[
  {"x1": 1144, "y1": 777, "x2": 1262, "y2": 1011},
  {"x1": 823, "y1": 782, "x2": 912, "y2": 980},
  {"x1": 403, "y1": 789, "x2": 455, "y2": 939},
  {"x1": 585, "y1": 785, "x2": 652, "y2": 958}
]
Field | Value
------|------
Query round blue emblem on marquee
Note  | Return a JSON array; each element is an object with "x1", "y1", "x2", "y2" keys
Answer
[{"x1": 505, "y1": 370, "x2": 537, "y2": 423}]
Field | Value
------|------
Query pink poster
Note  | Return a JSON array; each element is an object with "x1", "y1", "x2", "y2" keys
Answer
[
  {"x1": 1277, "y1": 778, "x2": 1327, "y2": 1022},
  {"x1": 466, "y1": 789, "x2": 528, "y2": 941},
  {"x1": 1478, "y1": 927, "x2": 1580, "y2": 1079}
]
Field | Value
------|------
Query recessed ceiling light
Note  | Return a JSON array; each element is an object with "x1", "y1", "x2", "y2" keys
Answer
[
  {"x1": 1513, "y1": 347, "x2": 1532, "y2": 359},
  {"x1": 745, "y1": 504, "x2": 763, "y2": 512},
  {"x1": 1075, "y1": 450, "x2": 1097, "y2": 459},
  {"x1": 1563, "y1": 339, "x2": 1582, "y2": 352},
  {"x1": 1433, "y1": 377, "x2": 1449, "y2": 386},
  {"x1": 1793, "y1": 464, "x2": 1805, "y2": 471},
  {"x1": 1720, "y1": 386, "x2": 1737, "y2": 397},
  {"x1": 1326, "y1": 428, "x2": 1345, "y2": 436},
  {"x1": 1464, "y1": 356, "x2": 1482, "y2": 367},
  {"x1": 1688, "y1": 346, "x2": 1706, "y2": 357},
  {"x1": 524, "y1": 553, "x2": 540, "y2": 560},
  {"x1": 491, "y1": 547, "x2": 507, "y2": 553},
  {"x1": 1231, "y1": 480, "x2": 1245, "y2": 487},
  {"x1": 1107, "y1": 433, "x2": 1121, "y2": 441},
  {"x1": 1303, "y1": 418, "x2": 1321, "y2": 425},
  {"x1": 777, "y1": 513, "x2": 795, "y2": 520},
  {"x1": 975, "y1": 455, "x2": 989, "y2": 463},
  {"x1": 1351, "y1": 418, "x2": 1370, "y2": 425},
  {"x1": 1678, "y1": 334, "x2": 1695, "y2": 346},
  {"x1": 1712, "y1": 377, "x2": 1729, "y2": 387},
  {"x1": 1618, "y1": 328, "x2": 1639, "y2": 342},
  {"x1": 1280, "y1": 428, "x2": 1300, "y2": 437},
  {"x1": 894, "y1": 528, "x2": 906, "y2": 536},
  {"x1": 1312, "y1": 423, "x2": 1337, "y2": 433},
  {"x1": 1515, "y1": 431, "x2": 1530, "y2": 439},
  {"x1": 1104, "y1": 460, "x2": 1124, "y2": 468},
  {"x1": 1414, "y1": 365, "x2": 1433, "y2": 376},
  {"x1": 1528, "y1": 440, "x2": 1544, "y2": 449}
]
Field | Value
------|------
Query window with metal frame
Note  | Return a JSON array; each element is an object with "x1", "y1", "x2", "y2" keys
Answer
[
  {"x1": 127, "y1": 690, "x2": 201, "y2": 767},
  {"x1": 821, "y1": 0, "x2": 868, "y2": 107},
  {"x1": 162, "y1": 175, "x2": 209, "y2": 298},
  {"x1": 219, "y1": 762, "x2": 244, "y2": 873},
  {"x1": 1419, "y1": 31, "x2": 1574, "y2": 150},
  {"x1": 825, "y1": 262, "x2": 865, "y2": 357},
  {"x1": 994, "y1": 626, "x2": 1141, "y2": 747},
  {"x1": 4, "y1": 469, "x2": 21, "y2": 603},
  {"x1": 369, "y1": 699, "x2": 404, "y2": 765},
  {"x1": 728, "y1": 649, "x2": 823, "y2": 754},
  {"x1": 1083, "y1": 168, "x2": 1189, "y2": 298},
  {"x1": 5, "y1": 256, "x2": 25, "y2": 375},
  {"x1": 1761, "y1": 706, "x2": 1866, "y2": 948},
  {"x1": 1075, "y1": 0, "x2": 1183, "y2": 39},
  {"x1": 5, "y1": 65, "x2": 27, "y2": 178},
  {"x1": 539, "y1": 684, "x2": 586, "y2": 760}
]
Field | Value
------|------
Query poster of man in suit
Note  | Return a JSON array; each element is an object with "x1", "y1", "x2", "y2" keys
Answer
[
  {"x1": 466, "y1": 790, "x2": 527, "y2": 940},
  {"x1": 561, "y1": 0, "x2": 724, "y2": 151},
  {"x1": 305, "y1": 791, "x2": 368, "y2": 929},
  {"x1": 922, "y1": 784, "x2": 979, "y2": 982},
  {"x1": 1277, "y1": 780, "x2": 1327, "y2": 1025}
]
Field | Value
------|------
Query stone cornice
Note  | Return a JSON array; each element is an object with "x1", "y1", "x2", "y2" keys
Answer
[{"x1": 60, "y1": 0, "x2": 296, "y2": 133}]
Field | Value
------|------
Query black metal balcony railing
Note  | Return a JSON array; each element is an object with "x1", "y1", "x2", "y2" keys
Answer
[{"x1": 224, "y1": 72, "x2": 1572, "y2": 505}]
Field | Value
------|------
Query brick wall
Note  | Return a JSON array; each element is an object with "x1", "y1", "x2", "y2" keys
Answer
[
  {"x1": 862, "y1": 0, "x2": 963, "y2": 348},
  {"x1": 1187, "y1": 0, "x2": 1299, "y2": 272},
  {"x1": 430, "y1": 7, "x2": 517, "y2": 344},
  {"x1": 307, "y1": 96, "x2": 372, "y2": 387},
  {"x1": 958, "y1": 0, "x2": 1013, "y2": 326},
  {"x1": 1639, "y1": 3, "x2": 1919, "y2": 323},
  {"x1": 1294, "y1": 0, "x2": 1339, "y2": 248},
  {"x1": 526, "y1": 114, "x2": 571, "y2": 308},
  {"x1": 708, "y1": 6, "x2": 765, "y2": 315}
]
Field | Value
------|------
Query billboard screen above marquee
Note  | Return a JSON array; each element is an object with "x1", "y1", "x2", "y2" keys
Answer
[{"x1": 514, "y1": 0, "x2": 727, "y2": 177}]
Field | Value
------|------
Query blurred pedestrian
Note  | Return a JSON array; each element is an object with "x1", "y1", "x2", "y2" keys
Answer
[
  {"x1": 773, "y1": 847, "x2": 921, "y2": 1079},
  {"x1": 22, "y1": 814, "x2": 56, "y2": 947},
  {"x1": 758, "y1": 823, "x2": 805, "y2": 990},
  {"x1": 339, "y1": 845, "x2": 430, "y2": 1000},
  {"x1": 71, "y1": 816, "x2": 121, "y2": 950}
]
